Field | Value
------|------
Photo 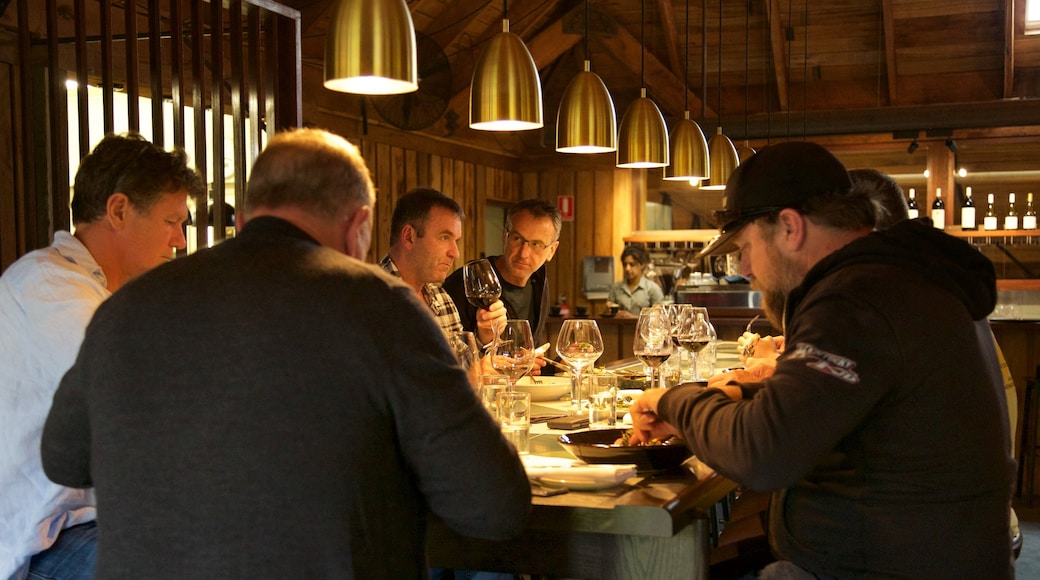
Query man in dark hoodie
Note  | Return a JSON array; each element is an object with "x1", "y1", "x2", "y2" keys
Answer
[{"x1": 631, "y1": 142, "x2": 1014, "y2": 579}]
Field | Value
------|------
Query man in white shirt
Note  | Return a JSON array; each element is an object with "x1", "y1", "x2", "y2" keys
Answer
[{"x1": 0, "y1": 133, "x2": 203, "y2": 580}]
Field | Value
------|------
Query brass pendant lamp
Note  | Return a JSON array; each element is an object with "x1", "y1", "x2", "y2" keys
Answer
[
  {"x1": 470, "y1": 1, "x2": 543, "y2": 131},
  {"x1": 664, "y1": 0, "x2": 709, "y2": 181},
  {"x1": 700, "y1": 0, "x2": 738, "y2": 190},
  {"x1": 617, "y1": 0, "x2": 669, "y2": 168},
  {"x1": 324, "y1": 0, "x2": 418, "y2": 95},
  {"x1": 556, "y1": 0, "x2": 616, "y2": 153}
]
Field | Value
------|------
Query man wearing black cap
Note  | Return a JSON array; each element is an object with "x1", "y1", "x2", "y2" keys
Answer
[{"x1": 630, "y1": 142, "x2": 1014, "y2": 578}]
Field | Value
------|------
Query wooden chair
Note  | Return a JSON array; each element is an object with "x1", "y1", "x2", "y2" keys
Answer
[{"x1": 1017, "y1": 365, "x2": 1040, "y2": 508}]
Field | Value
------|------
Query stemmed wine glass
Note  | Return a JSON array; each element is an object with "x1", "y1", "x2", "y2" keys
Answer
[
  {"x1": 677, "y1": 308, "x2": 714, "y2": 381},
  {"x1": 633, "y1": 306, "x2": 673, "y2": 389},
  {"x1": 555, "y1": 319, "x2": 605, "y2": 411},
  {"x1": 491, "y1": 319, "x2": 535, "y2": 392},
  {"x1": 463, "y1": 258, "x2": 503, "y2": 340}
]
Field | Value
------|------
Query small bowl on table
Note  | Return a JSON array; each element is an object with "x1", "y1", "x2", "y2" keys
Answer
[{"x1": 558, "y1": 428, "x2": 693, "y2": 474}]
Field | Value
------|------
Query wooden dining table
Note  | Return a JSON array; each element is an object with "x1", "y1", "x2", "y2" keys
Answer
[{"x1": 425, "y1": 398, "x2": 739, "y2": 579}]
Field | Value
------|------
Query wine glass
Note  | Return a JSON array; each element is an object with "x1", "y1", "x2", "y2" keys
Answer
[
  {"x1": 633, "y1": 306, "x2": 673, "y2": 389},
  {"x1": 448, "y1": 331, "x2": 481, "y2": 389},
  {"x1": 664, "y1": 304, "x2": 693, "y2": 381},
  {"x1": 490, "y1": 319, "x2": 535, "y2": 392},
  {"x1": 463, "y1": 258, "x2": 503, "y2": 339},
  {"x1": 677, "y1": 309, "x2": 714, "y2": 381},
  {"x1": 555, "y1": 319, "x2": 605, "y2": 411}
]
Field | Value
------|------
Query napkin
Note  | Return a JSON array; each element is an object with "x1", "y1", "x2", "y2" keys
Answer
[{"x1": 521, "y1": 455, "x2": 637, "y2": 484}]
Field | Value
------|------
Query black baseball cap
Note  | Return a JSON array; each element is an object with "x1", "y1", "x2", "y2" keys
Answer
[{"x1": 697, "y1": 141, "x2": 852, "y2": 257}]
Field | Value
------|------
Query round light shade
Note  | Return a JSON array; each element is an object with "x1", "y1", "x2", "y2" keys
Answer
[
  {"x1": 700, "y1": 127, "x2": 738, "y2": 190},
  {"x1": 470, "y1": 20, "x2": 543, "y2": 131},
  {"x1": 616, "y1": 89, "x2": 669, "y2": 168},
  {"x1": 556, "y1": 62, "x2": 616, "y2": 154},
  {"x1": 737, "y1": 143, "x2": 756, "y2": 162},
  {"x1": 663, "y1": 112, "x2": 709, "y2": 181},
  {"x1": 324, "y1": 0, "x2": 418, "y2": 95}
]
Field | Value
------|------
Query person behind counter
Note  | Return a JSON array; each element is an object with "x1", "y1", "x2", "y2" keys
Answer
[
  {"x1": 606, "y1": 245, "x2": 664, "y2": 316},
  {"x1": 629, "y1": 142, "x2": 1014, "y2": 579},
  {"x1": 40, "y1": 128, "x2": 531, "y2": 579}
]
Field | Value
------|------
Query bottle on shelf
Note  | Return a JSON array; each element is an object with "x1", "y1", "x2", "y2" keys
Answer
[
  {"x1": 558, "y1": 294, "x2": 570, "y2": 317},
  {"x1": 907, "y1": 188, "x2": 919, "y2": 219},
  {"x1": 983, "y1": 193, "x2": 999, "y2": 231},
  {"x1": 960, "y1": 186, "x2": 976, "y2": 230},
  {"x1": 930, "y1": 187, "x2": 945, "y2": 230},
  {"x1": 1024, "y1": 193, "x2": 1037, "y2": 230},
  {"x1": 1004, "y1": 193, "x2": 1019, "y2": 230}
]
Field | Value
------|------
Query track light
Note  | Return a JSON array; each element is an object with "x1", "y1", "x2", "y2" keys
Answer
[
  {"x1": 945, "y1": 138, "x2": 958, "y2": 154},
  {"x1": 907, "y1": 139, "x2": 919, "y2": 154}
]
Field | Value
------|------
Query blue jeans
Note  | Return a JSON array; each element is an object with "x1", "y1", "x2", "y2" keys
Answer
[{"x1": 27, "y1": 521, "x2": 97, "y2": 580}]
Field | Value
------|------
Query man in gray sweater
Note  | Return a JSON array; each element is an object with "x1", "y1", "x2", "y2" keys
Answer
[{"x1": 41, "y1": 128, "x2": 531, "y2": 579}]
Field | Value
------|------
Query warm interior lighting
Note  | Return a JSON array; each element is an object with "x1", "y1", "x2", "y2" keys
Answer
[
  {"x1": 664, "y1": 112, "x2": 709, "y2": 180},
  {"x1": 664, "y1": 0, "x2": 709, "y2": 180},
  {"x1": 617, "y1": 88, "x2": 670, "y2": 168},
  {"x1": 959, "y1": 167, "x2": 968, "y2": 177},
  {"x1": 556, "y1": 61, "x2": 616, "y2": 153},
  {"x1": 324, "y1": 0, "x2": 418, "y2": 95},
  {"x1": 736, "y1": 143, "x2": 756, "y2": 162},
  {"x1": 556, "y1": 1, "x2": 615, "y2": 153},
  {"x1": 700, "y1": 127, "x2": 738, "y2": 190},
  {"x1": 470, "y1": 18, "x2": 543, "y2": 131}
]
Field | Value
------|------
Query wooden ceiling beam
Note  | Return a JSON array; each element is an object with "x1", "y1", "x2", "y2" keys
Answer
[
  {"x1": 710, "y1": 98, "x2": 1040, "y2": 140},
  {"x1": 421, "y1": 0, "x2": 500, "y2": 58},
  {"x1": 596, "y1": 12, "x2": 708, "y2": 118},
  {"x1": 765, "y1": 0, "x2": 789, "y2": 111},
  {"x1": 881, "y1": 0, "x2": 897, "y2": 104},
  {"x1": 656, "y1": 0, "x2": 684, "y2": 81}
]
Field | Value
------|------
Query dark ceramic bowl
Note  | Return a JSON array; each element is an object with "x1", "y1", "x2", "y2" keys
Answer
[{"x1": 558, "y1": 428, "x2": 692, "y2": 473}]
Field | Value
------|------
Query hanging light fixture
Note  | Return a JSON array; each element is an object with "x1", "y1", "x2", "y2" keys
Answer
[
  {"x1": 735, "y1": 0, "x2": 755, "y2": 162},
  {"x1": 700, "y1": 0, "x2": 738, "y2": 190},
  {"x1": 470, "y1": 0, "x2": 543, "y2": 131},
  {"x1": 617, "y1": 0, "x2": 669, "y2": 168},
  {"x1": 556, "y1": 0, "x2": 616, "y2": 153},
  {"x1": 324, "y1": 0, "x2": 418, "y2": 95},
  {"x1": 664, "y1": 0, "x2": 709, "y2": 181}
]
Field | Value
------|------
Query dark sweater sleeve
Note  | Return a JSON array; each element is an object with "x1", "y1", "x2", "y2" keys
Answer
[{"x1": 41, "y1": 334, "x2": 95, "y2": 488}]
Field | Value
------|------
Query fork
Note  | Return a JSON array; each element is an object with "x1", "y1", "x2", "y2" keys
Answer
[{"x1": 740, "y1": 315, "x2": 761, "y2": 359}]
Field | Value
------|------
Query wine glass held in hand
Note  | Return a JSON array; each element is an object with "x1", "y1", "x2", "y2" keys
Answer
[
  {"x1": 463, "y1": 258, "x2": 502, "y2": 310},
  {"x1": 633, "y1": 306, "x2": 673, "y2": 389},
  {"x1": 491, "y1": 319, "x2": 536, "y2": 392},
  {"x1": 555, "y1": 319, "x2": 605, "y2": 410}
]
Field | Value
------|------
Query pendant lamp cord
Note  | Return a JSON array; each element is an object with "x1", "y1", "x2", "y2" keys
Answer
[
  {"x1": 641, "y1": 0, "x2": 646, "y2": 88},
  {"x1": 684, "y1": 0, "x2": 690, "y2": 112},
  {"x1": 584, "y1": 0, "x2": 590, "y2": 61},
  {"x1": 803, "y1": 0, "x2": 808, "y2": 139},
  {"x1": 702, "y1": 0, "x2": 707, "y2": 119},
  {"x1": 717, "y1": 0, "x2": 723, "y2": 130},
  {"x1": 744, "y1": 0, "x2": 749, "y2": 142},
  {"x1": 503, "y1": 0, "x2": 507, "y2": 20}
]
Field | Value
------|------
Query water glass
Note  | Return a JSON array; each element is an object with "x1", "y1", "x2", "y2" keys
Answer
[
  {"x1": 587, "y1": 374, "x2": 618, "y2": 429},
  {"x1": 479, "y1": 374, "x2": 509, "y2": 417},
  {"x1": 693, "y1": 340, "x2": 717, "y2": 381},
  {"x1": 497, "y1": 391, "x2": 531, "y2": 454}
]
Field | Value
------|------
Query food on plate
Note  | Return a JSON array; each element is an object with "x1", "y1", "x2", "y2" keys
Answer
[
  {"x1": 737, "y1": 331, "x2": 785, "y2": 363},
  {"x1": 613, "y1": 429, "x2": 679, "y2": 447}
]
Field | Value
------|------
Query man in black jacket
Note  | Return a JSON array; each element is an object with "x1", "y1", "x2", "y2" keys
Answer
[{"x1": 631, "y1": 142, "x2": 1014, "y2": 579}]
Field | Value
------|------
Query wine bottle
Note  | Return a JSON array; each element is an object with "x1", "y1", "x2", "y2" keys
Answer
[
  {"x1": 1024, "y1": 193, "x2": 1037, "y2": 230},
  {"x1": 907, "y1": 188, "x2": 919, "y2": 219},
  {"x1": 983, "y1": 194, "x2": 999, "y2": 231},
  {"x1": 1005, "y1": 193, "x2": 1019, "y2": 230},
  {"x1": 930, "y1": 188, "x2": 945, "y2": 230},
  {"x1": 960, "y1": 186, "x2": 976, "y2": 230}
]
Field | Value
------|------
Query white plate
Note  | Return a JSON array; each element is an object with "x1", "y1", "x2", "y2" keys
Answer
[
  {"x1": 514, "y1": 376, "x2": 570, "y2": 401},
  {"x1": 536, "y1": 476, "x2": 623, "y2": 491},
  {"x1": 615, "y1": 389, "x2": 644, "y2": 416}
]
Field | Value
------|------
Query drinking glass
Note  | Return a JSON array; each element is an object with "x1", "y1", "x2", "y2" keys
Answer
[
  {"x1": 587, "y1": 374, "x2": 618, "y2": 429},
  {"x1": 664, "y1": 304, "x2": 694, "y2": 382},
  {"x1": 555, "y1": 319, "x2": 605, "y2": 411},
  {"x1": 448, "y1": 331, "x2": 481, "y2": 388},
  {"x1": 490, "y1": 319, "x2": 535, "y2": 391},
  {"x1": 497, "y1": 391, "x2": 531, "y2": 454},
  {"x1": 633, "y1": 306, "x2": 673, "y2": 389},
  {"x1": 677, "y1": 309, "x2": 713, "y2": 381}
]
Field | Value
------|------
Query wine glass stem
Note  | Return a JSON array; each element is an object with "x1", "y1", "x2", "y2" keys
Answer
[{"x1": 571, "y1": 369, "x2": 582, "y2": 411}]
